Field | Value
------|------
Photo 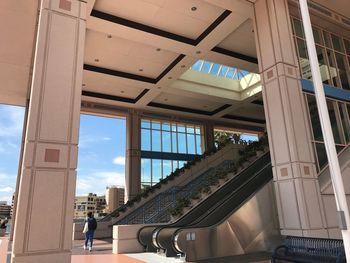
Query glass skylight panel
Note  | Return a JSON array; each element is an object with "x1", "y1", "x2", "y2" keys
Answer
[
  {"x1": 210, "y1": 64, "x2": 221, "y2": 75},
  {"x1": 190, "y1": 59, "x2": 254, "y2": 81},
  {"x1": 219, "y1": 66, "x2": 229, "y2": 77},
  {"x1": 226, "y1": 68, "x2": 235, "y2": 78},
  {"x1": 201, "y1": 61, "x2": 212, "y2": 73},
  {"x1": 191, "y1": 60, "x2": 203, "y2": 71}
]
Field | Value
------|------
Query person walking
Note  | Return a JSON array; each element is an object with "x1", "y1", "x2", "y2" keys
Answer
[{"x1": 83, "y1": 212, "x2": 97, "y2": 252}]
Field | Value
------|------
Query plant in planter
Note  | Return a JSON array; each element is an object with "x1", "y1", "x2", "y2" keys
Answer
[{"x1": 201, "y1": 185, "x2": 211, "y2": 194}]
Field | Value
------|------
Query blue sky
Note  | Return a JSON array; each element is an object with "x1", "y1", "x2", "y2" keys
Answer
[{"x1": 0, "y1": 104, "x2": 126, "y2": 204}]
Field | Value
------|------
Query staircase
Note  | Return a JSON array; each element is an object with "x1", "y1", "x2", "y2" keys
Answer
[{"x1": 101, "y1": 141, "x2": 251, "y2": 225}]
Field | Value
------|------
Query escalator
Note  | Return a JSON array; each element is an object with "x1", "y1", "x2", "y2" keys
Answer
[{"x1": 138, "y1": 151, "x2": 276, "y2": 259}]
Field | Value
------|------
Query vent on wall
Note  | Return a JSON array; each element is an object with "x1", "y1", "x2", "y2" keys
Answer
[{"x1": 291, "y1": 0, "x2": 349, "y2": 29}]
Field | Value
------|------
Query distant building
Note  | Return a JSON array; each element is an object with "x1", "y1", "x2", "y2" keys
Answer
[
  {"x1": 105, "y1": 186, "x2": 125, "y2": 213},
  {"x1": 74, "y1": 193, "x2": 106, "y2": 219},
  {"x1": 0, "y1": 202, "x2": 11, "y2": 218}
]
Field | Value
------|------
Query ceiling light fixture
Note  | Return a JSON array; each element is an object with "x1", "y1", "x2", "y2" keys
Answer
[
  {"x1": 82, "y1": 84, "x2": 86, "y2": 87},
  {"x1": 107, "y1": 34, "x2": 112, "y2": 38},
  {"x1": 181, "y1": 65, "x2": 186, "y2": 68},
  {"x1": 94, "y1": 58, "x2": 99, "y2": 62},
  {"x1": 121, "y1": 91, "x2": 125, "y2": 93},
  {"x1": 157, "y1": 87, "x2": 162, "y2": 89},
  {"x1": 156, "y1": 48, "x2": 161, "y2": 51},
  {"x1": 164, "y1": 98, "x2": 168, "y2": 101},
  {"x1": 196, "y1": 51, "x2": 201, "y2": 54},
  {"x1": 168, "y1": 77, "x2": 172, "y2": 79},
  {"x1": 139, "y1": 69, "x2": 143, "y2": 72},
  {"x1": 191, "y1": 6, "x2": 197, "y2": 11}
]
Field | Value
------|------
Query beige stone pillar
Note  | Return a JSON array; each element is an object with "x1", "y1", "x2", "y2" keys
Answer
[
  {"x1": 11, "y1": 0, "x2": 86, "y2": 262},
  {"x1": 204, "y1": 121, "x2": 215, "y2": 152},
  {"x1": 125, "y1": 110, "x2": 141, "y2": 201},
  {"x1": 254, "y1": 0, "x2": 327, "y2": 237}
]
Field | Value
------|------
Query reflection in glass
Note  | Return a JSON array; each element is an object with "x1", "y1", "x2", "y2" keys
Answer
[
  {"x1": 335, "y1": 53, "x2": 350, "y2": 90},
  {"x1": 297, "y1": 39, "x2": 310, "y2": 79},
  {"x1": 293, "y1": 18, "x2": 304, "y2": 38},
  {"x1": 331, "y1": 34, "x2": 344, "y2": 53},
  {"x1": 315, "y1": 143, "x2": 327, "y2": 171},
  {"x1": 327, "y1": 100, "x2": 342, "y2": 144},
  {"x1": 344, "y1": 39, "x2": 350, "y2": 56},
  {"x1": 316, "y1": 46, "x2": 331, "y2": 85},
  {"x1": 326, "y1": 49, "x2": 340, "y2": 87},
  {"x1": 307, "y1": 95, "x2": 323, "y2": 141},
  {"x1": 339, "y1": 103, "x2": 350, "y2": 143}
]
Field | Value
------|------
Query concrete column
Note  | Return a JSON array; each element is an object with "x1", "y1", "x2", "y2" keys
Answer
[
  {"x1": 125, "y1": 110, "x2": 141, "y2": 201},
  {"x1": 11, "y1": 1, "x2": 86, "y2": 262},
  {"x1": 254, "y1": 0, "x2": 327, "y2": 237},
  {"x1": 204, "y1": 121, "x2": 215, "y2": 152}
]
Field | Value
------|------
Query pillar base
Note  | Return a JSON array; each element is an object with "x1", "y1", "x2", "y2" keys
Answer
[{"x1": 12, "y1": 251, "x2": 71, "y2": 263}]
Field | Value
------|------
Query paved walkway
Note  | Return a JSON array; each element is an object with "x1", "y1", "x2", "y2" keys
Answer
[{"x1": 0, "y1": 237, "x2": 270, "y2": 263}]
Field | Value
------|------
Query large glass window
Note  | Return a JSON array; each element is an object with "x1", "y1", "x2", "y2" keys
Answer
[
  {"x1": 292, "y1": 17, "x2": 350, "y2": 90},
  {"x1": 305, "y1": 94, "x2": 350, "y2": 171},
  {"x1": 140, "y1": 119, "x2": 205, "y2": 187}
]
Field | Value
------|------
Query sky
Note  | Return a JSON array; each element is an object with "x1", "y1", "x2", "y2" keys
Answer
[{"x1": 0, "y1": 104, "x2": 126, "y2": 204}]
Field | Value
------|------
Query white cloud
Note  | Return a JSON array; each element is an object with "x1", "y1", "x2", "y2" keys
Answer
[
  {"x1": 113, "y1": 156, "x2": 125, "y2": 166},
  {"x1": 76, "y1": 171, "x2": 125, "y2": 196},
  {"x1": 0, "y1": 106, "x2": 25, "y2": 138},
  {"x1": 103, "y1": 137, "x2": 111, "y2": 141},
  {"x1": 0, "y1": 186, "x2": 14, "y2": 193},
  {"x1": 0, "y1": 195, "x2": 12, "y2": 204}
]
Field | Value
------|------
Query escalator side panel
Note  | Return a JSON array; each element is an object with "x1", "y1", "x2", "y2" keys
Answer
[{"x1": 176, "y1": 181, "x2": 281, "y2": 262}]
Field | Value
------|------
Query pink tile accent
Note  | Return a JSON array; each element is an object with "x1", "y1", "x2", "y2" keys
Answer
[
  {"x1": 287, "y1": 67, "x2": 294, "y2": 75},
  {"x1": 267, "y1": 69, "x2": 274, "y2": 79},
  {"x1": 304, "y1": 166, "x2": 310, "y2": 175},
  {"x1": 44, "y1": 149, "x2": 60, "y2": 163},
  {"x1": 280, "y1": 168, "x2": 288, "y2": 177},
  {"x1": 59, "y1": 0, "x2": 72, "y2": 11}
]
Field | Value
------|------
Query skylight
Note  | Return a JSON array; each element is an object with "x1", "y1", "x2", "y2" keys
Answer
[{"x1": 191, "y1": 60, "x2": 251, "y2": 81}]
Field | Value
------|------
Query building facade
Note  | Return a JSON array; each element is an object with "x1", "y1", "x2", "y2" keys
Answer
[
  {"x1": 1, "y1": 0, "x2": 349, "y2": 262},
  {"x1": 74, "y1": 193, "x2": 106, "y2": 219},
  {"x1": 105, "y1": 186, "x2": 125, "y2": 213}
]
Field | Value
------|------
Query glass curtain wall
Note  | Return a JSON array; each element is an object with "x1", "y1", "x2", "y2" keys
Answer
[
  {"x1": 305, "y1": 94, "x2": 350, "y2": 172},
  {"x1": 141, "y1": 119, "x2": 204, "y2": 188},
  {"x1": 291, "y1": 17, "x2": 350, "y2": 90},
  {"x1": 290, "y1": 17, "x2": 350, "y2": 172}
]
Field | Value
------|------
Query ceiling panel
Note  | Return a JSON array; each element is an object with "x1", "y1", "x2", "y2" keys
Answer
[
  {"x1": 84, "y1": 29, "x2": 179, "y2": 78},
  {"x1": 152, "y1": 92, "x2": 224, "y2": 111},
  {"x1": 93, "y1": 0, "x2": 225, "y2": 39},
  {"x1": 312, "y1": 0, "x2": 350, "y2": 18},
  {"x1": 83, "y1": 70, "x2": 145, "y2": 99},
  {"x1": 217, "y1": 19, "x2": 257, "y2": 58},
  {"x1": 227, "y1": 104, "x2": 265, "y2": 120}
]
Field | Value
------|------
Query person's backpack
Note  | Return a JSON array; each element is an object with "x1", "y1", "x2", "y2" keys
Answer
[{"x1": 88, "y1": 218, "x2": 97, "y2": 231}]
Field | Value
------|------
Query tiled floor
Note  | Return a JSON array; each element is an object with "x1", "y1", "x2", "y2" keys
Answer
[{"x1": 0, "y1": 237, "x2": 271, "y2": 263}]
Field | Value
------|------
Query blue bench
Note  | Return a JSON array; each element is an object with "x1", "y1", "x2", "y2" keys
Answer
[{"x1": 272, "y1": 236, "x2": 345, "y2": 263}]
